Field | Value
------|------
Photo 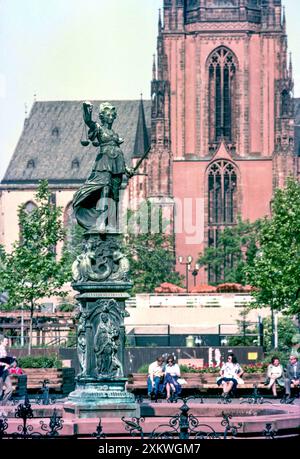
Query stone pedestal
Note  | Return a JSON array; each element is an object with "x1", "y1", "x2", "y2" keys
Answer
[
  {"x1": 63, "y1": 268, "x2": 139, "y2": 418},
  {"x1": 64, "y1": 378, "x2": 138, "y2": 419}
]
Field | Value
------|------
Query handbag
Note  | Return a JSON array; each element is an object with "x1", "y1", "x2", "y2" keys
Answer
[{"x1": 177, "y1": 378, "x2": 187, "y2": 385}]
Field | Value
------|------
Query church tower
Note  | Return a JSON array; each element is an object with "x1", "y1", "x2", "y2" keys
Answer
[{"x1": 144, "y1": 0, "x2": 297, "y2": 284}]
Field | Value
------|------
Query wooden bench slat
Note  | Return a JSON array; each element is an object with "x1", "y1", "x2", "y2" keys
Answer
[{"x1": 127, "y1": 373, "x2": 267, "y2": 394}]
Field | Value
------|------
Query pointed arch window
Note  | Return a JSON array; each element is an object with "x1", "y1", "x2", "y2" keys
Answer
[
  {"x1": 208, "y1": 47, "x2": 237, "y2": 143},
  {"x1": 208, "y1": 160, "x2": 237, "y2": 225},
  {"x1": 207, "y1": 160, "x2": 237, "y2": 283},
  {"x1": 24, "y1": 201, "x2": 37, "y2": 214}
]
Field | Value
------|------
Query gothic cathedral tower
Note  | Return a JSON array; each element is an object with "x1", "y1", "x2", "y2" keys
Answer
[{"x1": 143, "y1": 0, "x2": 296, "y2": 283}]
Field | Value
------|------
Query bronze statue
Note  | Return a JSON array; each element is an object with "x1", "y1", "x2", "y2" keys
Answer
[{"x1": 73, "y1": 102, "x2": 134, "y2": 233}]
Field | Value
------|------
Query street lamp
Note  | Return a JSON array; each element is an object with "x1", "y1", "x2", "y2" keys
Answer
[
  {"x1": 189, "y1": 263, "x2": 200, "y2": 287},
  {"x1": 178, "y1": 255, "x2": 193, "y2": 292}
]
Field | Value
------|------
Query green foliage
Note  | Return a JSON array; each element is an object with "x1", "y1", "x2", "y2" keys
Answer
[
  {"x1": 137, "y1": 363, "x2": 149, "y2": 373},
  {"x1": 262, "y1": 316, "x2": 299, "y2": 352},
  {"x1": 228, "y1": 335, "x2": 257, "y2": 346},
  {"x1": 262, "y1": 350, "x2": 292, "y2": 367},
  {"x1": 198, "y1": 217, "x2": 259, "y2": 285},
  {"x1": 62, "y1": 222, "x2": 85, "y2": 272},
  {"x1": 18, "y1": 354, "x2": 62, "y2": 368},
  {"x1": 242, "y1": 363, "x2": 268, "y2": 374},
  {"x1": 245, "y1": 178, "x2": 300, "y2": 314},
  {"x1": 124, "y1": 202, "x2": 183, "y2": 294},
  {"x1": 57, "y1": 296, "x2": 77, "y2": 312},
  {"x1": 0, "y1": 181, "x2": 71, "y2": 353},
  {"x1": 58, "y1": 302, "x2": 76, "y2": 312},
  {"x1": 228, "y1": 308, "x2": 258, "y2": 346}
]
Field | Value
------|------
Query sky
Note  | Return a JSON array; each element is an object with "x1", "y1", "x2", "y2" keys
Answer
[{"x1": 0, "y1": 0, "x2": 299, "y2": 180}]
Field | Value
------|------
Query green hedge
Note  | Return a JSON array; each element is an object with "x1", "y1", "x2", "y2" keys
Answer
[{"x1": 18, "y1": 354, "x2": 62, "y2": 369}]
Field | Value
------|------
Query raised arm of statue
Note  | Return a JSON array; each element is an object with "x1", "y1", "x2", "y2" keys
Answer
[{"x1": 82, "y1": 101, "x2": 95, "y2": 129}]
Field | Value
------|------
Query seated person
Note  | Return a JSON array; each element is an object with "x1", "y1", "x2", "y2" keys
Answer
[
  {"x1": 265, "y1": 356, "x2": 284, "y2": 397},
  {"x1": 8, "y1": 358, "x2": 23, "y2": 375},
  {"x1": 284, "y1": 354, "x2": 300, "y2": 400},
  {"x1": 164, "y1": 355, "x2": 181, "y2": 401},
  {"x1": 147, "y1": 356, "x2": 165, "y2": 400},
  {"x1": 0, "y1": 356, "x2": 15, "y2": 404},
  {"x1": 216, "y1": 353, "x2": 243, "y2": 398}
]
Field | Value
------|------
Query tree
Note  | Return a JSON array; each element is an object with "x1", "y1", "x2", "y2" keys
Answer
[
  {"x1": 262, "y1": 316, "x2": 299, "y2": 353},
  {"x1": 245, "y1": 178, "x2": 300, "y2": 315},
  {"x1": 228, "y1": 307, "x2": 258, "y2": 346},
  {"x1": 124, "y1": 203, "x2": 183, "y2": 294},
  {"x1": 62, "y1": 220, "x2": 85, "y2": 272},
  {"x1": 0, "y1": 180, "x2": 70, "y2": 353},
  {"x1": 198, "y1": 217, "x2": 259, "y2": 285}
]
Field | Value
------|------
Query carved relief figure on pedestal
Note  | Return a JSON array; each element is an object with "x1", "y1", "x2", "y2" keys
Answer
[
  {"x1": 72, "y1": 239, "x2": 130, "y2": 283},
  {"x1": 76, "y1": 309, "x2": 87, "y2": 377},
  {"x1": 94, "y1": 312, "x2": 123, "y2": 378}
]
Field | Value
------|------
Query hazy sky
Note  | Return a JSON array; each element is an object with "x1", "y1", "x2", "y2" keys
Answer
[{"x1": 0, "y1": 0, "x2": 299, "y2": 180}]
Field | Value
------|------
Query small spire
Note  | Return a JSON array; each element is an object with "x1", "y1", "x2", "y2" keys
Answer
[
  {"x1": 158, "y1": 8, "x2": 162, "y2": 35},
  {"x1": 33, "y1": 92, "x2": 37, "y2": 102},
  {"x1": 289, "y1": 52, "x2": 293, "y2": 79},
  {"x1": 133, "y1": 97, "x2": 150, "y2": 159},
  {"x1": 152, "y1": 54, "x2": 156, "y2": 80},
  {"x1": 282, "y1": 6, "x2": 286, "y2": 32}
]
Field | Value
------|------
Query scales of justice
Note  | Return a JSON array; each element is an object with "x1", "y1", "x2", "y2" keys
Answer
[{"x1": 64, "y1": 101, "x2": 149, "y2": 418}]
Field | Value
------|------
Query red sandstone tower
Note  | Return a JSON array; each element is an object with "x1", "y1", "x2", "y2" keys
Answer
[{"x1": 130, "y1": 0, "x2": 297, "y2": 284}]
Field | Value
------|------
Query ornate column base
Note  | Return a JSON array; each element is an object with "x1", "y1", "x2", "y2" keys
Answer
[{"x1": 64, "y1": 378, "x2": 138, "y2": 419}]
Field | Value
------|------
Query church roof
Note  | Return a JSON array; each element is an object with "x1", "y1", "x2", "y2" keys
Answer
[
  {"x1": 133, "y1": 98, "x2": 150, "y2": 158},
  {"x1": 1, "y1": 100, "x2": 151, "y2": 185}
]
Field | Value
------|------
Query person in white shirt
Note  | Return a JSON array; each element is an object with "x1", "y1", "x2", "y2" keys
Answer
[
  {"x1": 147, "y1": 356, "x2": 165, "y2": 400},
  {"x1": 164, "y1": 355, "x2": 181, "y2": 401},
  {"x1": 216, "y1": 353, "x2": 243, "y2": 398},
  {"x1": 265, "y1": 356, "x2": 284, "y2": 397}
]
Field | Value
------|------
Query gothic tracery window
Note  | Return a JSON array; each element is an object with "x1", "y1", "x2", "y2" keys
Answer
[
  {"x1": 207, "y1": 160, "x2": 237, "y2": 282},
  {"x1": 208, "y1": 47, "x2": 237, "y2": 144}
]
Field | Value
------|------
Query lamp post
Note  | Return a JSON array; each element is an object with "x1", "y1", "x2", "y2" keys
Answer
[
  {"x1": 189, "y1": 263, "x2": 200, "y2": 287},
  {"x1": 178, "y1": 255, "x2": 193, "y2": 292}
]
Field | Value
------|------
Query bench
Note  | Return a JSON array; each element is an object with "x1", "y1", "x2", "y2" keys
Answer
[
  {"x1": 199, "y1": 373, "x2": 266, "y2": 390},
  {"x1": 126, "y1": 372, "x2": 268, "y2": 397},
  {"x1": 127, "y1": 373, "x2": 204, "y2": 397},
  {"x1": 11, "y1": 367, "x2": 75, "y2": 396}
]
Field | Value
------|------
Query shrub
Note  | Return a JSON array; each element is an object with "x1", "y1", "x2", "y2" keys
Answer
[
  {"x1": 58, "y1": 302, "x2": 75, "y2": 312},
  {"x1": 18, "y1": 354, "x2": 62, "y2": 368},
  {"x1": 216, "y1": 283, "x2": 244, "y2": 292},
  {"x1": 137, "y1": 363, "x2": 149, "y2": 373},
  {"x1": 179, "y1": 363, "x2": 219, "y2": 374},
  {"x1": 242, "y1": 363, "x2": 268, "y2": 374}
]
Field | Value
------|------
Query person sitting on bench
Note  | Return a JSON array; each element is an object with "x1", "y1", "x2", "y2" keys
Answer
[
  {"x1": 0, "y1": 336, "x2": 14, "y2": 404},
  {"x1": 284, "y1": 354, "x2": 300, "y2": 401},
  {"x1": 217, "y1": 353, "x2": 244, "y2": 398},
  {"x1": 147, "y1": 356, "x2": 165, "y2": 401},
  {"x1": 265, "y1": 356, "x2": 284, "y2": 397},
  {"x1": 164, "y1": 355, "x2": 181, "y2": 402}
]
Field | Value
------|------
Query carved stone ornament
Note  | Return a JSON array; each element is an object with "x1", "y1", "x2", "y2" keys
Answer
[{"x1": 72, "y1": 235, "x2": 130, "y2": 283}]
